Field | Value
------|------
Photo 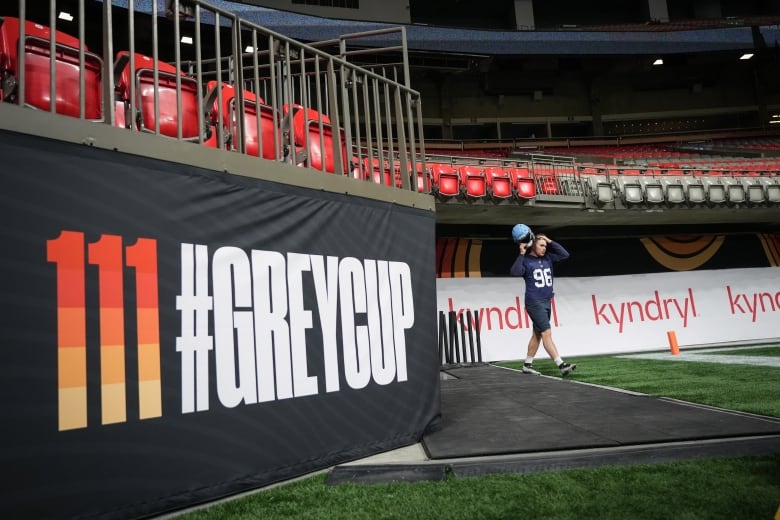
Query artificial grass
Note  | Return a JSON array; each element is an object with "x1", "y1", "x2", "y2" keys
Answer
[
  {"x1": 503, "y1": 354, "x2": 780, "y2": 418},
  {"x1": 181, "y1": 454, "x2": 780, "y2": 520}
]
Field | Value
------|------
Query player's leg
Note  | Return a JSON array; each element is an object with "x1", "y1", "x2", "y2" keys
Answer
[
  {"x1": 539, "y1": 330, "x2": 577, "y2": 375},
  {"x1": 523, "y1": 330, "x2": 542, "y2": 374},
  {"x1": 537, "y1": 300, "x2": 577, "y2": 376},
  {"x1": 522, "y1": 300, "x2": 549, "y2": 374},
  {"x1": 539, "y1": 329, "x2": 560, "y2": 360}
]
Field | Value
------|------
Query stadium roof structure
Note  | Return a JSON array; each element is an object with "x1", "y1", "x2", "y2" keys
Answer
[{"x1": 111, "y1": 0, "x2": 780, "y2": 56}]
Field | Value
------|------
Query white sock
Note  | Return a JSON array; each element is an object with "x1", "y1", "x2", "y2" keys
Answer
[
  {"x1": 554, "y1": 357, "x2": 564, "y2": 366},
  {"x1": 525, "y1": 357, "x2": 534, "y2": 365}
]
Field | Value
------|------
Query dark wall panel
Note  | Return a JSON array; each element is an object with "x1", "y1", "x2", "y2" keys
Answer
[{"x1": 0, "y1": 130, "x2": 440, "y2": 519}]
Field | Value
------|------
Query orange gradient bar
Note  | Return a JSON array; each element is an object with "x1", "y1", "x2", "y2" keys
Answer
[
  {"x1": 47, "y1": 231, "x2": 88, "y2": 431},
  {"x1": 90, "y1": 235, "x2": 126, "y2": 425},
  {"x1": 127, "y1": 238, "x2": 162, "y2": 419}
]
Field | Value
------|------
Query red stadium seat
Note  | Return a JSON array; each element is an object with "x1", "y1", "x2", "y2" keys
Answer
[
  {"x1": 0, "y1": 17, "x2": 103, "y2": 120},
  {"x1": 402, "y1": 161, "x2": 428, "y2": 192},
  {"x1": 414, "y1": 162, "x2": 429, "y2": 192},
  {"x1": 515, "y1": 177, "x2": 536, "y2": 200},
  {"x1": 429, "y1": 163, "x2": 460, "y2": 199},
  {"x1": 284, "y1": 104, "x2": 349, "y2": 174},
  {"x1": 507, "y1": 167, "x2": 536, "y2": 200},
  {"x1": 484, "y1": 167, "x2": 512, "y2": 199},
  {"x1": 114, "y1": 51, "x2": 201, "y2": 140},
  {"x1": 349, "y1": 156, "x2": 366, "y2": 180},
  {"x1": 458, "y1": 165, "x2": 487, "y2": 199},
  {"x1": 364, "y1": 157, "x2": 395, "y2": 186},
  {"x1": 114, "y1": 99, "x2": 127, "y2": 128},
  {"x1": 204, "y1": 81, "x2": 279, "y2": 159}
]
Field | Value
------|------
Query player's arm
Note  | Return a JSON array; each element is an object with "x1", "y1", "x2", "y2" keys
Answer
[
  {"x1": 545, "y1": 237, "x2": 570, "y2": 261},
  {"x1": 518, "y1": 242, "x2": 529, "y2": 255},
  {"x1": 510, "y1": 248, "x2": 526, "y2": 276}
]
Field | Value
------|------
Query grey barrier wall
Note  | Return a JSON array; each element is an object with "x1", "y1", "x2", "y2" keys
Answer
[{"x1": 0, "y1": 129, "x2": 440, "y2": 519}]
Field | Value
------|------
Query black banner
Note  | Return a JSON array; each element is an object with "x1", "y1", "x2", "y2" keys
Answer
[{"x1": 0, "y1": 130, "x2": 440, "y2": 519}]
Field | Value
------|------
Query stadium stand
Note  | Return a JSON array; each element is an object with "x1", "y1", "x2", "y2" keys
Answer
[{"x1": 0, "y1": 3, "x2": 779, "y2": 217}]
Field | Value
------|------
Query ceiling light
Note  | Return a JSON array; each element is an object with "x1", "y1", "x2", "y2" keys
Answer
[
  {"x1": 653, "y1": 58, "x2": 663, "y2": 66},
  {"x1": 181, "y1": 36, "x2": 193, "y2": 44},
  {"x1": 740, "y1": 53, "x2": 754, "y2": 60},
  {"x1": 58, "y1": 11, "x2": 73, "y2": 22}
]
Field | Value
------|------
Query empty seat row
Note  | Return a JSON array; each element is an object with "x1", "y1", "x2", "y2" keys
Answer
[
  {"x1": 0, "y1": 16, "x2": 350, "y2": 176},
  {"x1": 356, "y1": 158, "x2": 429, "y2": 191},
  {"x1": 114, "y1": 53, "x2": 349, "y2": 174},
  {"x1": 586, "y1": 173, "x2": 780, "y2": 207},
  {"x1": 428, "y1": 164, "x2": 536, "y2": 202}
]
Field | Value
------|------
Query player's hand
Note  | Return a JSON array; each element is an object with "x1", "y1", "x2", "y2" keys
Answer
[{"x1": 519, "y1": 243, "x2": 527, "y2": 255}]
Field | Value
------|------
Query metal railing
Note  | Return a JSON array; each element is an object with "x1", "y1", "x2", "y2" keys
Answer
[{"x1": 0, "y1": 0, "x2": 426, "y2": 191}]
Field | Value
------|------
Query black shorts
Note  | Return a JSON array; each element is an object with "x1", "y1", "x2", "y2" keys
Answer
[{"x1": 525, "y1": 298, "x2": 551, "y2": 333}]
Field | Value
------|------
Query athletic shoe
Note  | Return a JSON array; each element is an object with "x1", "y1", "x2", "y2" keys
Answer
[
  {"x1": 522, "y1": 363, "x2": 541, "y2": 375},
  {"x1": 558, "y1": 362, "x2": 576, "y2": 376}
]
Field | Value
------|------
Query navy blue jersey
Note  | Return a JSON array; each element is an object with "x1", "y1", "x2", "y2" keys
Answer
[{"x1": 510, "y1": 241, "x2": 570, "y2": 302}]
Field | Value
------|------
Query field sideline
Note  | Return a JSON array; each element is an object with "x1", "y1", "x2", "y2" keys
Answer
[
  {"x1": 171, "y1": 344, "x2": 780, "y2": 520},
  {"x1": 617, "y1": 344, "x2": 780, "y2": 367}
]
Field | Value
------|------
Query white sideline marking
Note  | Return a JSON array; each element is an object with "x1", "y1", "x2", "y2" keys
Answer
[{"x1": 619, "y1": 347, "x2": 780, "y2": 368}]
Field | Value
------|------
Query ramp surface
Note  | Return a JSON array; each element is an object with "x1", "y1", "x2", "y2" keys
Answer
[{"x1": 422, "y1": 364, "x2": 780, "y2": 459}]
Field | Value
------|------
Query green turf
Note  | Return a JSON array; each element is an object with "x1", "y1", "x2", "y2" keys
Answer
[{"x1": 181, "y1": 455, "x2": 780, "y2": 520}]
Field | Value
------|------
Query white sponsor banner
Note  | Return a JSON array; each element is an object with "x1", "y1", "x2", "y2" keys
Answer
[{"x1": 437, "y1": 267, "x2": 780, "y2": 361}]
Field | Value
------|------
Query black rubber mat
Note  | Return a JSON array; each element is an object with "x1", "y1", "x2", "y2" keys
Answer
[
  {"x1": 422, "y1": 364, "x2": 780, "y2": 459},
  {"x1": 327, "y1": 464, "x2": 447, "y2": 485}
]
